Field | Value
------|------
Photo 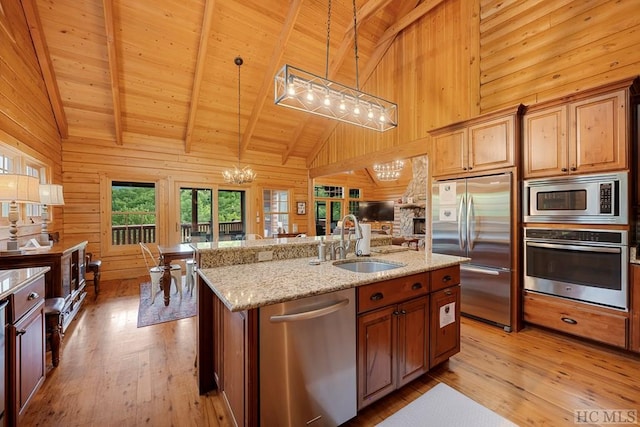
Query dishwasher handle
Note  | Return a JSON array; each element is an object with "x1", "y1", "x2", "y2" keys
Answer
[{"x1": 269, "y1": 299, "x2": 350, "y2": 323}]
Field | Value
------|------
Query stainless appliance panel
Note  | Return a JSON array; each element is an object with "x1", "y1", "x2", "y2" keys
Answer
[
  {"x1": 431, "y1": 179, "x2": 467, "y2": 259},
  {"x1": 460, "y1": 265, "x2": 511, "y2": 329},
  {"x1": 523, "y1": 171, "x2": 628, "y2": 224},
  {"x1": 465, "y1": 174, "x2": 512, "y2": 269},
  {"x1": 432, "y1": 173, "x2": 513, "y2": 329},
  {"x1": 259, "y1": 288, "x2": 356, "y2": 427},
  {"x1": 524, "y1": 228, "x2": 628, "y2": 310}
]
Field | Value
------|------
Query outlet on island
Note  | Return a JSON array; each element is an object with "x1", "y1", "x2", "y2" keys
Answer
[{"x1": 258, "y1": 251, "x2": 274, "y2": 262}]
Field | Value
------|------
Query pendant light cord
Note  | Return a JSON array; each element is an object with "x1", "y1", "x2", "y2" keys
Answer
[
  {"x1": 352, "y1": 0, "x2": 359, "y2": 90},
  {"x1": 235, "y1": 56, "x2": 243, "y2": 167},
  {"x1": 325, "y1": 0, "x2": 332, "y2": 79}
]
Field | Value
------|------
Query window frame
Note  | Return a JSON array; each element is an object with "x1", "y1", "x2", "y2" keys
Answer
[{"x1": 262, "y1": 188, "x2": 291, "y2": 237}]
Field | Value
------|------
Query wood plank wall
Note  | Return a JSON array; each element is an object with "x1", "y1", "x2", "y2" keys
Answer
[{"x1": 309, "y1": 0, "x2": 640, "y2": 174}]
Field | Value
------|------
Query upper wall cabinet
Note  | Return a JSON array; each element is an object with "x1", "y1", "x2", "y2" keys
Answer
[
  {"x1": 430, "y1": 105, "x2": 524, "y2": 179},
  {"x1": 523, "y1": 78, "x2": 639, "y2": 179}
]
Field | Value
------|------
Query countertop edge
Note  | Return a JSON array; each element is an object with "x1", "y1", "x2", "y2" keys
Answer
[
  {"x1": 199, "y1": 252, "x2": 469, "y2": 312},
  {"x1": 0, "y1": 266, "x2": 50, "y2": 300}
]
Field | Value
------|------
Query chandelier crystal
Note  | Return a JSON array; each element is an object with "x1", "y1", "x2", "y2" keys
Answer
[
  {"x1": 373, "y1": 160, "x2": 404, "y2": 181},
  {"x1": 274, "y1": 0, "x2": 398, "y2": 132},
  {"x1": 223, "y1": 56, "x2": 256, "y2": 185}
]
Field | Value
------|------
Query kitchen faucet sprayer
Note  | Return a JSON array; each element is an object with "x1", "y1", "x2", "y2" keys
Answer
[{"x1": 338, "y1": 214, "x2": 363, "y2": 259}]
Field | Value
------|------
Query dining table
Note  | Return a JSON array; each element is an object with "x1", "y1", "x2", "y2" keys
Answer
[{"x1": 158, "y1": 243, "x2": 195, "y2": 306}]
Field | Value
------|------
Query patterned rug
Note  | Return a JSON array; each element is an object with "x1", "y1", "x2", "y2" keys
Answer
[{"x1": 137, "y1": 281, "x2": 196, "y2": 328}]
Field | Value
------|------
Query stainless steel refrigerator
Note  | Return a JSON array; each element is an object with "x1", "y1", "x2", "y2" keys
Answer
[{"x1": 431, "y1": 173, "x2": 512, "y2": 331}]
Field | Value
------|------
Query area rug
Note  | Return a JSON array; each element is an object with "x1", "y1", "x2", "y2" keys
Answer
[
  {"x1": 375, "y1": 383, "x2": 518, "y2": 427},
  {"x1": 137, "y1": 281, "x2": 196, "y2": 328}
]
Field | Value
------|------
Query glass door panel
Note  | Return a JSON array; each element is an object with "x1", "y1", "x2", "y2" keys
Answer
[
  {"x1": 218, "y1": 190, "x2": 246, "y2": 240},
  {"x1": 180, "y1": 188, "x2": 213, "y2": 242}
]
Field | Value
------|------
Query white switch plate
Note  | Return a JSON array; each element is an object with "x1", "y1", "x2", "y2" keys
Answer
[{"x1": 257, "y1": 251, "x2": 273, "y2": 261}]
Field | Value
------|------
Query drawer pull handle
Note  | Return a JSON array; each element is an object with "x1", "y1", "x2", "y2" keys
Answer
[
  {"x1": 561, "y1": 317, "x2": 577, "y2": 325},
  {"x1": 444, "y1": 289, "x2": 452, "y2": 296},
  {"x1": 441, "y1": 275, "x2": 452, "y2": 283},
  {"x1": 400, "y1": 309, "x2": 407, "y2": 315},
  {"x1": 411, "y1": 282, "x2": 423, "y2": 290},
  {"x1": 28, "y1": 292, "x2": 40, "y2": 300},
  {"x1": 370, "y1": 292, "x2": 384, "y2": 301}
]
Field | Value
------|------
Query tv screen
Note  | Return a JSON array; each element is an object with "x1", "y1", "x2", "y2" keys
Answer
[{"x1": 358, "y1": 201, "x2": 395, "y2": 222}]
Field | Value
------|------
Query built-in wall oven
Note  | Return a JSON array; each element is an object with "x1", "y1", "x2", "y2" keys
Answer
[{"x1": 524, "y1": 227, "x2": 628, "y2": 310}]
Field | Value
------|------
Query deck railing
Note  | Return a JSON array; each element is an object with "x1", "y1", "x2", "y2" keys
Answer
[{"x1": 112, "y1": 221, "x2": 245, "y2": 245}]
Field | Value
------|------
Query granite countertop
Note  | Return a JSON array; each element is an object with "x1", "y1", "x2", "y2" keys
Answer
[
  {"x1": 198, "y1": 248, "x2": 469, "y2": 312},
  {"x1": 0, "y1": 267, "x2": 50, "y2": 300}
]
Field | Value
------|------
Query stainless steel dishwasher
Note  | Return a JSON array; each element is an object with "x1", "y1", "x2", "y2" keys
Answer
[{"x1": 259, "y1": 288, "x2": 356, "y2": 426}]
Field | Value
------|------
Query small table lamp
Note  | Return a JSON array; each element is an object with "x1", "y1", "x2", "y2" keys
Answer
[
  {"x1": 0, "y1": 174, "x2": 41, "y2": 252},
  {"x1": 39, "y1": 184, "x2": 65, "y2": 245}
]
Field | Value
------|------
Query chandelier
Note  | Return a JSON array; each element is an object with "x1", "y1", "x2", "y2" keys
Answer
[
  {"x1": 373, "y1": 160, "x2": 404, "y2": 181},
  {"x1": 274, "y1": 0, "x2": 397, "y2": 132},
  {"x1": 223, "y1": 57, "x2": 257, "y2": 185}
]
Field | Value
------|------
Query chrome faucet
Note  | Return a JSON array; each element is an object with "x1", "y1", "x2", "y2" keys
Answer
[{"x1": 337, "y1": 214, "x2": 363, "y2": 259}]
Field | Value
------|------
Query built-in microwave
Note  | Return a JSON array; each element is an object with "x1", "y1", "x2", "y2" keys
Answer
[{"x1": 523, "y1": 171, "x2": 628, "y2": 225}]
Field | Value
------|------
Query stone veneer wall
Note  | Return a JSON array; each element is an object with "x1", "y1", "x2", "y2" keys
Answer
[
  {"x1": 396, "y1": 156, "x2": 428, "y2": 241},
  {"x1": 197, "y1": 235, "x2": 392, "y2": 268}
]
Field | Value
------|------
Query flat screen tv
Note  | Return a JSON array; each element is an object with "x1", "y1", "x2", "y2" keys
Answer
[{"x1": 357, "y1": 201, "x2": 395, "y2": 222}]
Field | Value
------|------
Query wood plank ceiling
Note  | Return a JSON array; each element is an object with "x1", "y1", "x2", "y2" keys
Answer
[{"x1": 24, "y1": 0, "x2": 438, "y2": 169}]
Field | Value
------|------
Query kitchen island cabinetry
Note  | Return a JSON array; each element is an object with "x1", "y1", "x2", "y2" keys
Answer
[
  {"x1": 196, "y1": 244, "x2": 467, "y2": 427},
  {"x1": 430, "y1": 105, "x2": 523, "y2": 179},
  {"x1": 429, "y1": 265, "x2": 461, "y2": 367},
  {"x1": 630, "y1": 264, "x2": 640, "y2": 353},
  {"x1": 357, "y1": 273, "x2": 430, "y2": 409},
  {"x1": 523, "y1": 78, "x2": 639, "y2": 179}
]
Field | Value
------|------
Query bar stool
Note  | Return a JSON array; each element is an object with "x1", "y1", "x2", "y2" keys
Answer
[
  {"x1": 44, "y1": 297, "x2": 65, "y2": 367},
  {"x1": 86, "y1": 252, "x2": 102, "y2": 296}
]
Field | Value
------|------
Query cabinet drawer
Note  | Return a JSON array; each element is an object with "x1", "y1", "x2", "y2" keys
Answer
[
  {"x1": 523, "y1": 291, "x2": 628, "y2": 348},
  {"x1": 430, "y1": 266, "x2": 460, "y2": 292},
  {"x1": 357, "y1": 273, "x2": 428, "y2": 314},
  {"x1": 9, "y1": 276, "x2": 46, "y2": 323}
]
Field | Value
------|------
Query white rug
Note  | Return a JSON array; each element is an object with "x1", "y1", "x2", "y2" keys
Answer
[{"x1": 375, "y1": 383, "x2": 518, "y2": 427}]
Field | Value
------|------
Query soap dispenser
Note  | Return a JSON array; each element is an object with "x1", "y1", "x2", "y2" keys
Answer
[{"x1": 318, "y1": 237, "x2": 326, "y2": 261}]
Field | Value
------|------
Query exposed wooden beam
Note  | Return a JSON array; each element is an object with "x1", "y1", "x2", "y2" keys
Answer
[
  {"x1": 363, "y1": 167, "x2": 377, "y2": 184},
  {"x1": 20, "y1": 0, "x2": 68, "y2": 139},
  {"x1": 306, "y1": 0, "x2": 444, "y2": 167},
  {"x1": 184, "y1": 0, "x2": 216, "y2": 154},
  {"x1": 281, "y1": 0, "x2": 393, "y2": 165},
  {"x1": 239, "y1": 0, "x2": 304, "y2": 155},
  {"x1": 102, "y1": 0, "x2": 123, "y2": 145}
]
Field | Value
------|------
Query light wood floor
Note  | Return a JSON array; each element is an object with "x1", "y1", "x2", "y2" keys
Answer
[{"x1": 22, "y1": 278, "x2": 640, "y2": 426}]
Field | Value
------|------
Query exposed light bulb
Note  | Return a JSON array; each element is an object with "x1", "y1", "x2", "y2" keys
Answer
[
  {"x1": 287, "y1": 84, "x2": 295, "y2": 96},
  {"x1": 323, "y1": 93, "x2": 331, "y2": 106},
  {"x1": 306, "y1": 84, "x2": 314, "y2": 101},
  {"x1": 353, "y1": 102, "x2": 360, "y2": 116},
  {"x1": 368, "y1": 109, "x2": 374, "y2": 119},
  {"x1": 339, "y1": 97, "x2": 346, "y2": 111}
]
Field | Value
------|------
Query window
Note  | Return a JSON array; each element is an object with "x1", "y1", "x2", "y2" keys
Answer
[
  {"x1": 314, "y1": 185, "x2": 344, "y2": 198},
  {"x1": 263, "y1": 189, "x2": 289, "y2": 237},
  {"x1": 25, "y1": 163, "x2": 43, "y2": 217},
  {"x1": 0, "y1": 146, "x2": 47, "y2": 221},
  {"x1": 111, "y1": 181, "x2": 156, "y2": 245}
]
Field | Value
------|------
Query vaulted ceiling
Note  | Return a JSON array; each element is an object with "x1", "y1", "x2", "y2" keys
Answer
[{"x1": 24, "y1": 0, "x2": 440, "y2": 170}]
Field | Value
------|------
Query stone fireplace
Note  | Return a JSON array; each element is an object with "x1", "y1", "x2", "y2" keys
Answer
[{"x1": 395, "y1": 156, "x2": 427, "y2": 240}]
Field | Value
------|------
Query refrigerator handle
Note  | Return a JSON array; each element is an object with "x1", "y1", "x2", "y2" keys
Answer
[
  {"x1": 457, "y1": 194, "x2": 466, "y2": 250},
  {"x1": 467, "y1": 194, "x2": 475, "y2": 250}
]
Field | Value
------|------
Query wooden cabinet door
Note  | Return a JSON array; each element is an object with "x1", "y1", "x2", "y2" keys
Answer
[
  {"x1": 569, "y1": 90, "x2": 627, "y2": 174},
  {"x1": 523, "y1": 105, "x2": 568, "y2": 178},
  {"x1": 222, "y1": 309, "x2": 248, "y2": 427},
  {"x1": 468, "y1": 114, "x2": 515, "y2": 173},
  {"x1": 396, "y1": 296, "x2": 429, "y2": 388},
  {"x1": 630, "y1": 265, "x2": 640, "y2": 353},
  {"x1": 357, "y1": 305, "x2": 396, "y2": 409},
  {"x1": 10, "y1": 302, "x2": 45, "y2": 424},
  {"x1": 431, "y1": 128, "x2": 467, "y2": 177},
  {"x1": 429, "y1": 286, "x2": 460, "y2": 368}
]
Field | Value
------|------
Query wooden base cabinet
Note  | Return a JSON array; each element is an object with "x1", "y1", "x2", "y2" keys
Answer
[
  {"x1": 523, "y1": 290, "x2": 628, "y2": 349},
  {"x1": 629, "y1": 265, "x2": 640, "y2": 353},
  {"x1": 430, "y1": 285, "x2": 461, "y2": 368},
  {"x1": 7, "y1": 275, "x2": 46, "y2": 427}
]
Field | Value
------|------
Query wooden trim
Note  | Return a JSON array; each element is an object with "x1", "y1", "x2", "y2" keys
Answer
[
  {"x1": 102, "y1": 0, "x2": 123, "y2": 145},
  {"x1": 185, "y1": 0, "x2": 216, "y2": 154},
  {"x1": 20, "y1": 0, "x2": 68, "y2": 139}
]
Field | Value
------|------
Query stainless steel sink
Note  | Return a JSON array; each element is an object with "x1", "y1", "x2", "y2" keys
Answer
[{"x1": 333, "y1": 258, "x2": 406, "y2": 273}]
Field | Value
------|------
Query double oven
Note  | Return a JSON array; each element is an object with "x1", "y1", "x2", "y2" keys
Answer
[{"x1": 523, "y1": 172, "x2": 629, "y2": 310}]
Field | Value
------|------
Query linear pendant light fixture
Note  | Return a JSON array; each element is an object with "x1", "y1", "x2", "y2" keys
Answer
[{"x1": 274, "y1": 0, "x2": 397, "y2": 132}]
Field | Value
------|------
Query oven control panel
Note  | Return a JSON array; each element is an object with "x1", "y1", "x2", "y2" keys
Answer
[
  {"x1": 524, "y1": 228, "x2": 625, "y2": 244},
  {"x1": 599, "y1": 182, "x2": 612, "y2": 214}
]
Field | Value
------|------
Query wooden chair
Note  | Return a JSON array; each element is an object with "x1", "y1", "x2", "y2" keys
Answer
[
  {"x1": 139, "y1": 242, "x2": 183, "y2": 304},
  {"x1": 86, "y1": 252, "x2": 102, "y2": 296}
]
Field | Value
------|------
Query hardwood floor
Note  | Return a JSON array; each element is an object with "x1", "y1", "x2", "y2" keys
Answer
[{"x1": 22, "y1": 278, "x2": 640, "y2": 426}]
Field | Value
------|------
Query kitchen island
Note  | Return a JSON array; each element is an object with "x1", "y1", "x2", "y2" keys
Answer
[{"x1": 196, "y1": 238, "x2": 468, "y2": 426}]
